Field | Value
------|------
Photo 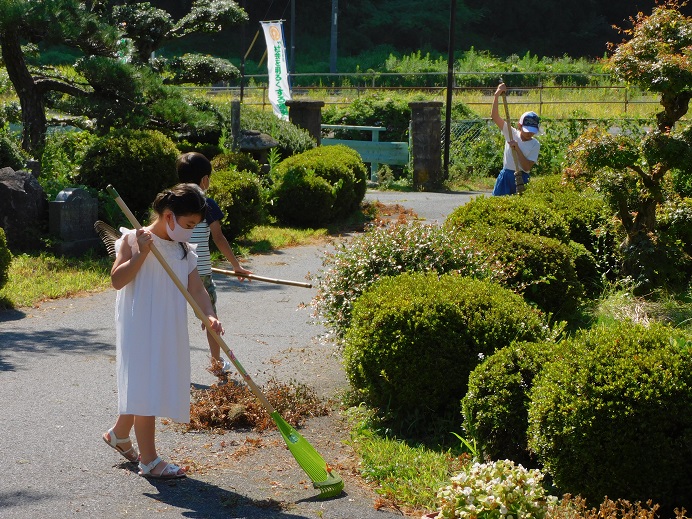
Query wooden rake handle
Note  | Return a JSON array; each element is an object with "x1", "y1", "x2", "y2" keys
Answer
[
  {"x1": 500, "y1": 90, "x2": 526, "y2": 194},
  {"x1": 106, "y1": 185, "x2": 276, "y2": 414},
  {"x1": 211, "y1": 267, "x2": 312, "y2": 288}
]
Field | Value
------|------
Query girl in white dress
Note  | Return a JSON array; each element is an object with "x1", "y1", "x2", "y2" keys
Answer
[{"x1": 102, "y1": 183, "x2": 224, "y2": 479}]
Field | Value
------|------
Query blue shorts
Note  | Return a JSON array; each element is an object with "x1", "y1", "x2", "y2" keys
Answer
[{"x1": 492, "y1": 168, "x2": 530, "y2": 196}]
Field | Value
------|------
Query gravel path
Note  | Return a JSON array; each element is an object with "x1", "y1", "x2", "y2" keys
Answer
[{"x1": 0, "y1": 190, "x2": 481, "y2": 519}]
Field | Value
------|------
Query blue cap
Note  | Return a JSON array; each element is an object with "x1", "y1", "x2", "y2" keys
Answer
[{"x1": 519, "y1": 111, "x2": 540, "y2": 134}]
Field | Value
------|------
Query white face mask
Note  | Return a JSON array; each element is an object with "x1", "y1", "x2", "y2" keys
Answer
[{"x1": 165, "y1": 214, "x2": 195, "y2": 243}]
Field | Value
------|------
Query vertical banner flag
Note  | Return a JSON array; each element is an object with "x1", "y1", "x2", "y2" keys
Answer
[{"x1": 261, "y1": 21, "x2": 291, "y2": 120}]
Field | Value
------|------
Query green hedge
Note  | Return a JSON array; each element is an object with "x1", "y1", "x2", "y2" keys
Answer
[
  {"x1": 79, "y1": 129, "x2": 180, "y2": 222},
  {"x1": 207, "y1": 168, "x2": 265, "y2": 240},
  {"x1": 312, "y1": 223, "x2": 492, "y2": 337},
  {"x1": 239, "y1": 106, "x2": 316, "y2": 158},
  {"x1": 460, "y1": 226, "x2": 584, "y2": 319},
  {"x1": 528, "y1": 321, "x2": 692, "y2": 511},
  {"x1": 322, "y1": 92, "x2": 417, "y2": 142},
  {"x1": 211, "y1": 151, "x2": 261, "y2": 176},
  {"x1": 462, "y1": 341, "x2": 559, "y2": 468},
  {"x1": 656, "y1": 197, "x2": 692, "y2": 286},
  {"x1": 272, "y1": 144, "x2": 367, "y2": 224},
  {"x1": 0, "y1": 130, "x2": 24, "y2": 171},
  {"x1": 39, "y1": 130, "x2": 98, "y2": 201},
  {"x1": 523, "y1": 176, "x2": 610, "y2": 249},
  {"x1": 269, "y1": 167, "x2": 336, "y2": 228},
  {"x1": 343, "y1": 272, "x2": 548, "y2": 422},
  {"x1": 444, "y1": 194, "x2": 570, "y2": 244},
  {"x1": 0, "y1": 227, "x2": 12, "y2": 289}
]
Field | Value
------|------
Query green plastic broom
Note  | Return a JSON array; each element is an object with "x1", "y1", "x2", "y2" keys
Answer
[{"x1": 106, "y1": 185, "x2": 344, "y2": 499}]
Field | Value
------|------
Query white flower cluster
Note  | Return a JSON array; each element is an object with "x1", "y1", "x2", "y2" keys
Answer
[{"x1": 433, "y1": 459, "x2": 558, "y2": 519}]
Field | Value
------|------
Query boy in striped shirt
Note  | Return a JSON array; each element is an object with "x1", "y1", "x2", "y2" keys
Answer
[{"x1": 177, "y1": 152, "x2": 253, "y2": 378}]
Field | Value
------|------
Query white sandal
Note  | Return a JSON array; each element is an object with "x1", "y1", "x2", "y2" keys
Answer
[
  {"x1": 103, "y1": 428, "x2": 139, "y2": 463},
  {"x1": 138, "y1": 456, "x2": 186, "y2": 479}
]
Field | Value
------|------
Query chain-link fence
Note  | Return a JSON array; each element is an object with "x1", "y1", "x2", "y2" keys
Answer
[{"x1": 442, "y1": 119, "x2": 489, "y2": 157}]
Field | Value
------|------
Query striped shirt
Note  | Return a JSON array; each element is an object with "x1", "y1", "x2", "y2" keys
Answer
[{"x1": 189, "y1": 197, "x2": 224, "y2": 276}]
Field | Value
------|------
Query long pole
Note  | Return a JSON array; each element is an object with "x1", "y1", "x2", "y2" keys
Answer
[
  {"x1": 240, "y1": 0, "x2": 247, "y2": 102},
  {"x1": 290, "y1": 0, "x2": 296, "y2": 75},
  {"x1": 329, "y1": 0, "x2": 338, "y2": 74},
  {"x1": 443, "y1": 0, "x2": 456, "y2": 180},
  {"x1": 211, "y1": 267, "x2": 312, "y2": 288},
  {"x1": 501, "y1": 91, "x2": 526, "y2": 194}
]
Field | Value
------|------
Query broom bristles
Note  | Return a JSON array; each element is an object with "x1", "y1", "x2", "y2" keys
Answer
[{"x1": 272, "y1": 411, "x2": 344, "y2": 499}]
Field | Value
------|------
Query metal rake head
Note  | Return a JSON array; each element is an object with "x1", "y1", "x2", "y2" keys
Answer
[{"x1": 94, "y1": 220, "x2": 122, "y2": 258}]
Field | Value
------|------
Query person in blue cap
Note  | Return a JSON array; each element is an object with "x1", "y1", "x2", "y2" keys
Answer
[{"x1": 490, "y1": 82, "x2": 541, "y2": 196}]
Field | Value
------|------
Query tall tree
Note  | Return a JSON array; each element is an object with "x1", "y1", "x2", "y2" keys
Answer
[
  {"x1": 564, "y1": 0, "x2": 692, "y2": 285},
  {"x1": 0, "y1": 0, "x2": 247, "y2": 155}
]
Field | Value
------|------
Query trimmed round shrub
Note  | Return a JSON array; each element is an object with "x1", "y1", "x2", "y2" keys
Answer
[
  {"x1": 269, "y1": 166, "x2": 336, "y2": 228},
  {"x1": 525, "y1": 176, "x2": 619, "y2": 285},
  {"x1": 528, "y1": 321, "x2": 692, "y2": 511},
  {"x1": 239, "y1": 106, "x2": 316, "y2": 158},
  {"x1": 40, "y1": 130, "x2": 98, "y2": 201},
  {"x1": 176, "y1": 141, "x2": 224, "y2": 161},
  {"x1": 0, "y1": 131, "x2": 24, "y2": 170},
  {"x1": 312, "y1": 222, "x2": 492, "y2": 337},
  {"x1": 343, "y1": 272, "x2": 548, "y2": 422},
  {"x1": 211, "y1": 151, "x2": 261, "y2": 176},
  {"x1": 322, "y1": 92, "x2": 415, "y2": 142},
  {"x1": 655, "y1": 198, "x2": 692, "y2": 288},
  {"x1": 524, "y1": 175, "x2": 611, "y2": 251},
  {"x1": 274, "y1": 144, "x2": 367, "y2": 221},
  {"x1": 79, "y1": 129, "x2": 179, "y2": 221},
  {"x1": 444, "y1": 194, "x2": 570, "y2": 243},
  {"x1": 462, "y1": 341, "x2": 560, "y2": 468},
  {"x1": 671, "y1": 167, "x2": 692, "y2": 198},
  {"x1": 461, "y1": 226, "x2": 584, "y2": 318},
  {"x1": 0, "y1": 227, "x2": 12, "y2": 289},
  {"x1": 207, "y1": 168, "x2": 265, "y2": 240},
  {"x1": 566, "y1": 240, "x2": 602, "y2": 298}
]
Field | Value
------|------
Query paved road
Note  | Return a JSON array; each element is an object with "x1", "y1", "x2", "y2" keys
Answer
[
  {"x1": 364, "y1": 190, "x2": 481, "y2": 225},
  {"x1": 0, "y1": 190, "x2": 480, "y2": 519}
]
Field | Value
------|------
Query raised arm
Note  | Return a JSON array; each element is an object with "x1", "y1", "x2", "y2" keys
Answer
[{"x1": 491, "y1": 83, "x2": 507, "y2": 129}]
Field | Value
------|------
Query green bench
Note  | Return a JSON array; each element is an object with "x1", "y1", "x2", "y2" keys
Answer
[{"x1": 321, "y1": 125, "x2": 409, "y2": 182}]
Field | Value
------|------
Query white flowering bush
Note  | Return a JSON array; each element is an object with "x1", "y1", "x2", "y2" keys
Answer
[{"x1": 434, "y1": 460, "x2": 557, "y2": 519}]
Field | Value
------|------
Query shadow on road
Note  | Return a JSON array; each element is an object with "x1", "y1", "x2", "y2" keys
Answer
[
  {"x1": 0, "y1": 326, "x2": 113, "y2": 372},
  {"x1": 142, "y1": 477, "x2": 312, "y2": 519}
]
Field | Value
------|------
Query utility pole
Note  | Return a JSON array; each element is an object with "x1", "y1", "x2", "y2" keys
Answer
[
  {"x1": 290, "y1": 0, "x2": 296, "y2": 75},
  {"x1": 240, "y1": 0, "x2": 246, "y2": 102},
  {"x1": 443, "y1": 0, "x2": 456, "y2": 180},
  {"x1": 330, "y1": 0, "x2": 338, "y2": 74}
]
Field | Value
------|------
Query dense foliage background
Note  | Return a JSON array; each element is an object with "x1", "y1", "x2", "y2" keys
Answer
[{"x1": 154, "y1": 0, "x2": 692, "y2": 70}]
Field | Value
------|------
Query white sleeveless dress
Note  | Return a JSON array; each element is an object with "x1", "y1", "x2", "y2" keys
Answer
[{"x1": 114, "y1": 230, "x2": 198, "y2": 423}]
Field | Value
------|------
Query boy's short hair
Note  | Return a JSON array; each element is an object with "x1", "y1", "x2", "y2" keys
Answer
[{"x1": 176, "y1": 152, "x2": 212, "y2": 185}]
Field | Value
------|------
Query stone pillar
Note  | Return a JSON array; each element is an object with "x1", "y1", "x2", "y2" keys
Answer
[
  {"x1": 49, "y1": 188, "x2": 100, "y2": 256},
  {"x1": 409, "y1": 101, "x2": 443, "y2": 191},
  {"x1": 285, "y1": 100, "x2": 325, "y2": 145},
  {"x1": 0, "y1": 167, "x2": 47, "y2": 251}
]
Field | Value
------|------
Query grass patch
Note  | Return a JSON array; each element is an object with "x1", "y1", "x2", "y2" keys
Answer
[
  {"x1": 235, "y1": 225, "x2": 329, "y2": 255},
  {"x1": 0, "y1": 251, "x2": 112, "y2": 310},
  {"x1": 591, "y1": 282, "x2": 692, "y2": 333},
  {"x1": 345, "y1": 406, "x2": 470, "y2": 515}
]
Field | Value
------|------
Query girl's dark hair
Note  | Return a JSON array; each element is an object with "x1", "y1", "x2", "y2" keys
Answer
[
  {"x1": 176, "y1": 152, "x2": 212, "y2": 185},
  {"x1": 152, "y1": 183, "x2": 207, "y2": 258}
]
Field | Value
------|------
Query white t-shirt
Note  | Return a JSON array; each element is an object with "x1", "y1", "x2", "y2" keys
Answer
[{"x1": 502, "y1": 122, "x2": 540, "y2": 172}]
